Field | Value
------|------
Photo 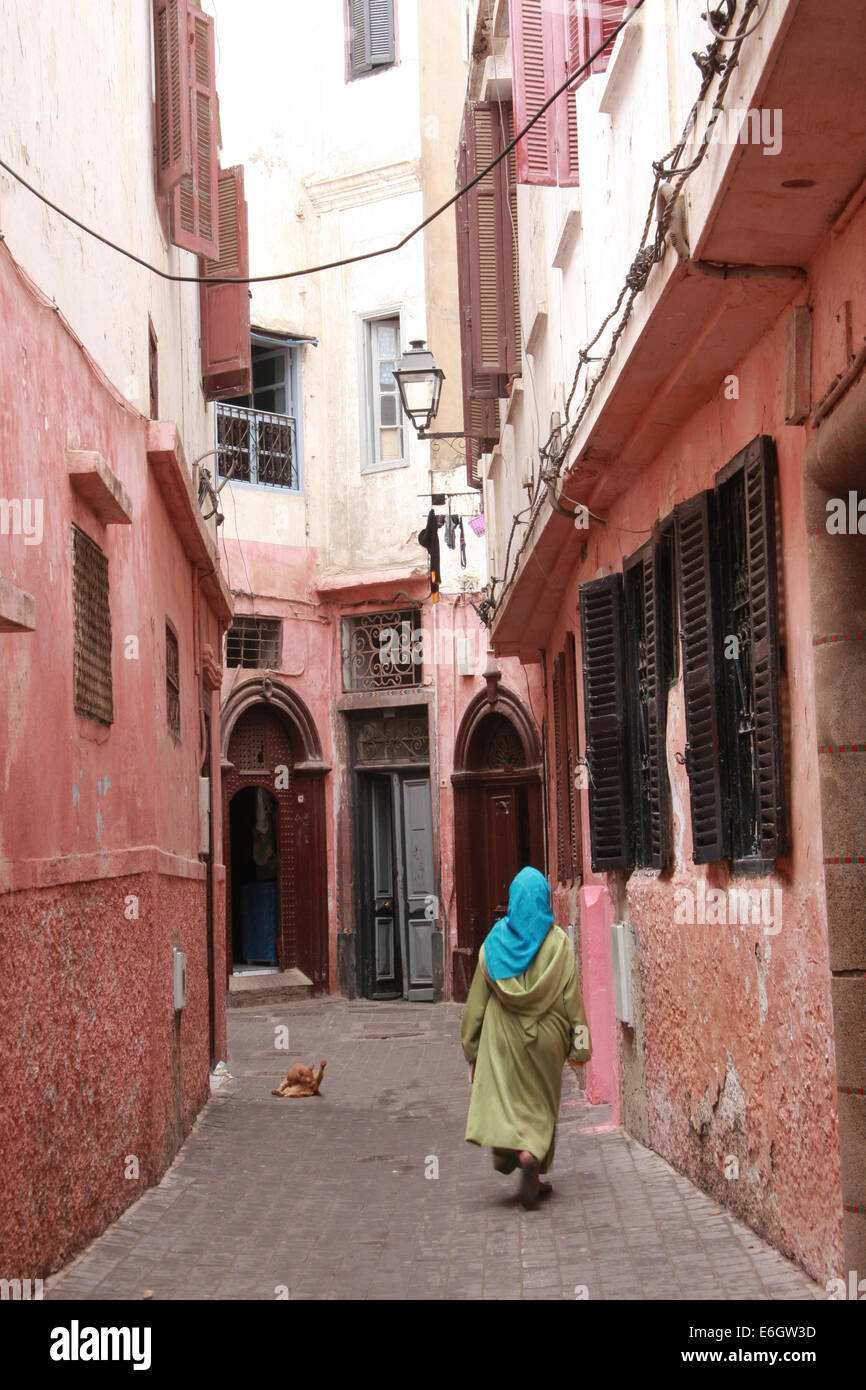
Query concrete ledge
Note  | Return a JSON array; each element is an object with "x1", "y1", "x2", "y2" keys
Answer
[
  {"x1": 68, "y1": 451, "x2": 133, "y2": 525},
  {"x1": 0, "y1": 575, "x2": 36, "y2": 632}
]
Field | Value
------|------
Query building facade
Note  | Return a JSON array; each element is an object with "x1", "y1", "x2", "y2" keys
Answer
[
  {"x1": 208, "y1": 0, "x2": 545, "y2": 1007},
  {"x1": 458, "y1": 0, "x2": 865, "y2": 1283},
  {"x1": 0, "y1": 0, "x2": 237, "y2": 1273}
]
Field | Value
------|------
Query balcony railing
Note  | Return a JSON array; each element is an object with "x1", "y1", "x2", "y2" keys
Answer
[{"x1": 216, "y1": 403, "x2": 300, "y2": 491}]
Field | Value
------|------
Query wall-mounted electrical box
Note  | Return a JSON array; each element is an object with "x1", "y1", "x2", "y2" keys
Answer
[
  {"x1": 610, "y1": 921, "x2": 633, "y2": 1025},
  {"x1": 455, "y1": 633, "x2": 475, "y2": 677},
  {"x1": 173, "y1": 947, "x2": 187, "y2": 1012}
]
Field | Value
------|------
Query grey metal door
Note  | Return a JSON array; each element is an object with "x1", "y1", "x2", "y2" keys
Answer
[{"x1": 401, "y1": 776, "x2": 435, "y2": 1002}]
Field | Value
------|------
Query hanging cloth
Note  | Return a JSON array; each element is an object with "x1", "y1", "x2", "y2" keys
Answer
[
  {"x1": 444, "y1": 503, "x2": 458, "y2": 551},
  {"x1": 418, "y1": 508, "x2": 441, "y2": 604},
  {"x1": 458, "y1": 515, "x2": 466, "y2": 568}
]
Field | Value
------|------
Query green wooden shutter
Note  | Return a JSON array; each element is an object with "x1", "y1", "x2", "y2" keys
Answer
[
  {"x1": 675, "y1": 491, "x2": 730, "y2": 863},
  {"x1": 579, "y1": 574, "x2": 632, "y2": 872}
]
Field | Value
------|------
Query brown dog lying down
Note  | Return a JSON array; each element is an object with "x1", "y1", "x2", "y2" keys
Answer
[{"x1": 272, "y1": 1060, "x2": 326, "y2": 1098}]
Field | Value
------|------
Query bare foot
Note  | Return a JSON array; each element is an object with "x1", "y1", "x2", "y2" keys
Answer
[{"x1": 518, "y1": 1151, "x2": 541, "y2": 1209}]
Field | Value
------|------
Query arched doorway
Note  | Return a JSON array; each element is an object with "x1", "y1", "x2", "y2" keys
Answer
[
  {"x1": 451, "y1": 687, "x2": 545, "y2": 1001},
  {"x1": 221, "y1": 682, "x2": 330, "y2": 991}
]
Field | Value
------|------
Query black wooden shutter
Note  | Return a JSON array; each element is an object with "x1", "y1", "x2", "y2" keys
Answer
[
  {"x1": 579, "y1": 575, "x2": 632, "y2": 872},
  {"x1": 675, "y1": 491, "x2": 729, "y2": 862},
  {"x1": 641, "y1": 545, "x2": 671, "y2": 868},
  {"x1": 552, "y1": 651, "x2": 569, "y2": 882},
  {"x1": 716, "y1": 436, "x2": 787, "y2": 867}
]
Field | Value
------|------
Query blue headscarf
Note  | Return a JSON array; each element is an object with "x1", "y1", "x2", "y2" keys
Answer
[{"x1": 482, "y1": 866, "x2": 554, "y2": 983}]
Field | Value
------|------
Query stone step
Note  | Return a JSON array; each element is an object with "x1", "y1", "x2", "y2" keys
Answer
[{"x1": 228, "y1": 968, "x2": 314, "y2": 1008}]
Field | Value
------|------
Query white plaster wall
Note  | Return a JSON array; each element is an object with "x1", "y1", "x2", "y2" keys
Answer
[
  {"x1": 0, "y1": 0, "x2": 213, "y2": 465},
  {"x1": 213, "y1": 0, "x2": 487, "y2": 590},
  {"x1": 482, "y1": 0, "x2": 783, "y2": 588}
]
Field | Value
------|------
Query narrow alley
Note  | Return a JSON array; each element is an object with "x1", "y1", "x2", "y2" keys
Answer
[{"x1": 45, "y1": 1001, "x2": 820, "y2": 1303}]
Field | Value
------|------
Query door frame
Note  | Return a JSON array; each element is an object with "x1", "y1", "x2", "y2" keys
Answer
[{"x1": 451, "y1": 686, "x2": 545, "y2": 1001}]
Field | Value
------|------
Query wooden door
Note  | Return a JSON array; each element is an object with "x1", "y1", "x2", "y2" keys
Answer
[
  {"x1": 485, "y1": 787, "x2": 520, "y2": 925},
  {"x1": 401, "y1": 776, "x2": 435, "y2": 1002}
]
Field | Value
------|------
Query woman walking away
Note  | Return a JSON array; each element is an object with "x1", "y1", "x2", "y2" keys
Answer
[{"x1": 461, "y1": 866, "x2": 592, "y2": 1210}]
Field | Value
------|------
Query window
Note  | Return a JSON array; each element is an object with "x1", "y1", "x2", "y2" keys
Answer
[
  {"x1": 676, "y1": 437, "x2": 787, "y2": 872},
  {"x1": 152, "y1": 0, "x2": 219, "y2": 259},
  {"x1": 552, "y1": 633, "x2": 582, "y2": 883},
  {"x1": 348, "y1": 0, "x2": 396, "y2": 80},
  {"x1": 72, "y1": 525, "x2": 113, "y2": 726},
  {"x1": 216, "y1": 336, "x2": 302, "y2": 490},
  {"x1": 166, "y1": 623, "x2": 180, "y2": 739},
  {"x1": 226, "y1": 617, "x2": 282, "y2": 670},
  {"x1": 342, "y1": 610, "x2": 422, "y2": 692},
  {"x1": 362, "y1": 316, "x2": 405, "y2": 471}
]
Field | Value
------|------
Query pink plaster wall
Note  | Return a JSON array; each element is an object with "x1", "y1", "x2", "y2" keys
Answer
[
  {"x1": 0, "y1": 243, "x2": 226, "y2": 1273},
  {"x1": 532, "y1": 207, "x2": 866, "y2": 1282},
  {"x1": 219, "y1": 538, "x2": 546, "y2": 997}
]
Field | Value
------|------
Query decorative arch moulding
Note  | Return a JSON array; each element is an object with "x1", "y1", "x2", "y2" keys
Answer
[{"x1": 220, "y1": 676, "x2": 330, "y2": 773}]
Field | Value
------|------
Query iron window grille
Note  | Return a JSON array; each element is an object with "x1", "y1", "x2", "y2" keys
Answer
[
  {"x1": 341, "y1": 609, "x2": 422, "y2": 692},
  {"x1": 226, "y1": 617, "x2": 282, "y2": 670},
  {"x1": 216, "y1": 338, "x2": 302, "y2": 491},
  {"x1": 166, "y1": 622, "x2": 180, "y2": 739},
  {"x1": 216, "y1": 403, "x2": 298, "y2": 490},
  {"x1": 72, "y1": 524, "x2": 113, "y2": 726}
]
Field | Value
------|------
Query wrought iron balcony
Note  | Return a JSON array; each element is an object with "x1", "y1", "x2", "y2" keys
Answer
[{"x1": 215, "y1": 403, "x2": 300, "y2": 491}]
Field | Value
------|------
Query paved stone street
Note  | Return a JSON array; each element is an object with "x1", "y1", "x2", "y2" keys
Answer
[{"x1": 46, "y1": 1001, "x2": 823, "y2": 1301}]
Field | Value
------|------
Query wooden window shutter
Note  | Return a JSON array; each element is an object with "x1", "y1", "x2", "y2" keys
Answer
[
  {"x1": 456, "y1": 138, "x2": 499, "y2": 487},
  {"x1": 200, "y1": 166, "x2": 252, "y2": 401},
  {"x1": 171, "y1": 1, "x2": 219, "y2": 261},
  {"x1": 465, "y1": 102, "x2": 520, "y2": 378},
  {"x1": 579, "y1": 574, "x2": 632, "y2": 872},
  {"x1": 564, "y1": 630, "x2": 582, "y2": 877},
  {"x1": 675, "y1": 491, "x2": 729, "y2": 863},
  {"x1": 577, "y1": 0, "x2": 627, "y2": 75},
  {"x1": 562, "y1": 3, "x2": 584, "y2": 186},
  {"x1": 625, "y1": 543, "x2": 672, "y2": 869},
  {"x1": 552, "y1": 651, "x2": 570, "y2": 882},
  {"x1": 153, "y1": 0, "x2": 190, "y2": 193},
  {"x1": 349, "y1": 0, "x2": 369, "y2": 77},
  {"x1": 367, "y1": 0, "x2": 395, "y2": 65},
  {"x1": 716, "y1": 436, "x2": 787, "y2": 867},
  {"x1": 511, "y1": 0, "x2": 556, "y2": 184}
]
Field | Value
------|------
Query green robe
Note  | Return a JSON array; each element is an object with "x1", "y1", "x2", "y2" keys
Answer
[{"x1": 460, "y1": 925, "x2": 591, "y2": 1175}]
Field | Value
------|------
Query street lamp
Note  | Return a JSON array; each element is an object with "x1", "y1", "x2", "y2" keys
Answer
[{"x1": 393, "y1": 340, "x2": 462, "y2": 440}]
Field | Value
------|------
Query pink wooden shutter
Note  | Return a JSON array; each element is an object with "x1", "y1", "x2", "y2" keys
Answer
[
  {"x1": 466, "y1": 102, "x2": 519, "y2": 377},
  {"x1": 171, "y1": 1, "x2": 219, "y2": 260},
  {"x1": 579, "y1": 0, "x2": 627, "y2": 74},
  {"x1": 510, "y1": 0, "x2": 557, "y2": 185},
  {"x1": 153, "y1": 0, "x2": 190, "y2": 192},
  {"x1": 200, "y1": 166, "x2": 251, "y2": 401}
]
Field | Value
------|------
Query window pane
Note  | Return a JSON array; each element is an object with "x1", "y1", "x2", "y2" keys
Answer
[
  {"x1": 380, "y1": 393, "x2": 397, "y2": 427},
  {"x1": 380, "y1": 426, "x2": 400, "y2": 461},
  {"x1": 379, "y1": 359, "x2": 396, "y2": 386},
  {"x1": 377, "y1": 322, "x2": 397, "y2": 357}
]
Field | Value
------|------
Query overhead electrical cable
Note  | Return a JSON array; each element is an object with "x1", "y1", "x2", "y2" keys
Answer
[{"x1": 0, "y1": 1, "x2": 645, "y2": 287}]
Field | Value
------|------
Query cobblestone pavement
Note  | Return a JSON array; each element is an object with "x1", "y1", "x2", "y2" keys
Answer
[{"x1": 46, "y1": 1000, "x2": 823, "y2": 1301}]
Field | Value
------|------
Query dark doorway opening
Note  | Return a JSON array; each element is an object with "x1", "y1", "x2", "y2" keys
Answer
[{"x1": 229, "y1": 785, "x2": 280, "y2": 971}]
